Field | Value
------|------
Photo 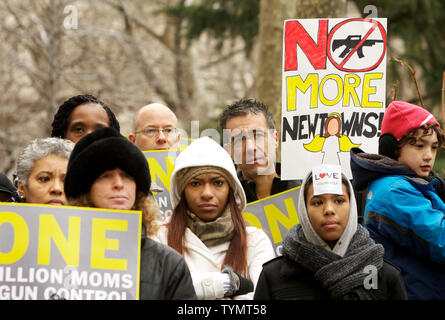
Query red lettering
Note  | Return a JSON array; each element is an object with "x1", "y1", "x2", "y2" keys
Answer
[{"x1": 284, "y1": 20, "x2": 328, "y2": 71}]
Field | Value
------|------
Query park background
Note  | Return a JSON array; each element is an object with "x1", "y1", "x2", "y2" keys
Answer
[{"x1": 0, "y1": 0, "x2": 444, "y2": 177}]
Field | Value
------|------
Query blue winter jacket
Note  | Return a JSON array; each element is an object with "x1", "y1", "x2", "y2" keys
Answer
[{"x1": 350, "y1": 148, "x2": 445, "y2": 300}]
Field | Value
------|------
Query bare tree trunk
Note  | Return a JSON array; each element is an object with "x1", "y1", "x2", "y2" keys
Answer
[
  {"x1": 170, "y1": 0, "x2": 198, "y2": 125},
  {"x1": 255, "y1": 0, "x2": 347, "y2": 161},
  {"x1": 44, "y1": 0, "x2": 64, "y2": 135},
  {"x1": 255, "y1": 0, "x2": 298, "y2": 161},
  {"x1": 295, "y1": 0, "x2": 347, "y2": 18},
  {"x1": 255, "y1": 0, "x2": 287, "y2": 124}
]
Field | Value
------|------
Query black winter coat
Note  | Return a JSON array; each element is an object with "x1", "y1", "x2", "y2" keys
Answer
[
  {"x1": 254, "y1": 256, "x2": 407, "y2": 300},
  {"x1": 139, "y1": 237, "x2": 197, "y2": 300}
]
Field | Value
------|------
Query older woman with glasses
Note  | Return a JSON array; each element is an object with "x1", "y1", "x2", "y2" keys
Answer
[{"x1": 15, "y1": 137, "x2": 74, "y2": 205}]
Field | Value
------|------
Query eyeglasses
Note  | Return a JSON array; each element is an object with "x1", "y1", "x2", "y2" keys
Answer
[{"x1": 135, "y1": 127, "x2": 178, "y2": 138}]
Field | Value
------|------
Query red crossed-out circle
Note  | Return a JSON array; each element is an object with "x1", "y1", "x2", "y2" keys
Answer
[{"x1": 327, "y1": 18, "x2": 387, "y2": 72}]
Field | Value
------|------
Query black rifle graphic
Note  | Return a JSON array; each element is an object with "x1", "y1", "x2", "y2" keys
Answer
[{"x1": 332, "y1": 35, "x2": 383, "y2": 58}]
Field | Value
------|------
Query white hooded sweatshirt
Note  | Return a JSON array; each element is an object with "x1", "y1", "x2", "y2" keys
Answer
[{"x1": 154, "y1": 137, "x2": 275, "y2": 299}]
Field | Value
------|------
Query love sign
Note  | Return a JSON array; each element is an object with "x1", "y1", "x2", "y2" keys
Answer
[{"x1": 311, "y1": 164, "x2": 343, "y2": 196}]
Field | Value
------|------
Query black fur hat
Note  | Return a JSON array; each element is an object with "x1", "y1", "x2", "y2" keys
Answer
[{"x1": 65, "y1": 127, "x2": 150, "y2": 199}]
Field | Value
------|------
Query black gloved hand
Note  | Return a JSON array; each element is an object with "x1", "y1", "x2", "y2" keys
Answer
[{"x1": 222, "y1": 267, "x2": 253, "y2": 297}]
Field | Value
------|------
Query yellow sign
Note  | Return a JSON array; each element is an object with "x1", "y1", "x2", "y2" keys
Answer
[
  {"x1": 0, "y1": 203, "x2": 141, "y2": 300},
  {"x1": 242, "y1": 187, "x2": 300, "y2": 256}
]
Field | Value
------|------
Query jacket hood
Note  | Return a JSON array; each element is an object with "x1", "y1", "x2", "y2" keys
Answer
[
  {"x1": 297, "y1": 169, "x2": 358, "y2": 257},
  {"x1": 0, "y1": 173, "x2": 16, "y2": 195},
  {"x1": 350, "y1": 147, "x2": 415, "y2": 191},
  {"x1": 170, "y1": 136, "x2": 246, "y2": 212}
]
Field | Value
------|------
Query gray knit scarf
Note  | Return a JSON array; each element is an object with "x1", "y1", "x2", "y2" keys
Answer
[
  {"x1": 186, "y1": 207, "x2": 235, "y2": 247},
  {"x1": 282, "y1": 224, "x2": 385, "y2": 300}
]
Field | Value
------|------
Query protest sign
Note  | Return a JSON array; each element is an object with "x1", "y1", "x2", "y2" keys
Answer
[
  {"x1": 0, "y1": 203, "x2": 141, "y2": 300},
  {"x1": 180, "y1": 137, "x2": 193, "y2": 147},
  {"x1": 312, "y1": 164, "x2": 343, "y2": 196},
  {"x1": 143, "y1": 149, "x2": 182, "y2": 219},
  {"x1": 242, "y1": 187, "x2": 301, "y2": 256},
  {"x1": 281, "y1": 18, "x2": 387, "y2": 179}
]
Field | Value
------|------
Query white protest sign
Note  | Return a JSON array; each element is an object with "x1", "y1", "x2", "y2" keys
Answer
[{"x1": 281, "y1": 18, "x2": 387, "y2": 179}]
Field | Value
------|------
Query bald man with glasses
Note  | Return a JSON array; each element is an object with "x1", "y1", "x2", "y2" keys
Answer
[{"x1": 129, "y1": 103, "x2": 181, "y2": 151}]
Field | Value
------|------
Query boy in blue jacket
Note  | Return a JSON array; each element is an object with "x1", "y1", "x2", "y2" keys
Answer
[{"x1": 350, "y1": 100, "x2": 445, "y2": 299}]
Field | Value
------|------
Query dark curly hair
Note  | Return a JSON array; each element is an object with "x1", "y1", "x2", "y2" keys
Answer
[
  {"x1": 219, "y1": 98, "x2": 275, "y2": 131},
  {"x1": 51, "y1": 94, "x2": 120, "y2": 139}
]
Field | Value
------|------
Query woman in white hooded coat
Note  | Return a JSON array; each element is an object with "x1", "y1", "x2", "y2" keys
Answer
[
  {"x1": 254, "y1": 168, "x2": 407, "y2": 300},
  {"x1": 154, "y1": 137, "x2": 275, "y2": 300}
]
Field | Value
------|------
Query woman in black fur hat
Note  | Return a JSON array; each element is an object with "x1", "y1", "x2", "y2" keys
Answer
[{"x1": 64, "y1": 127, "x2": 196, "y2": 300}]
